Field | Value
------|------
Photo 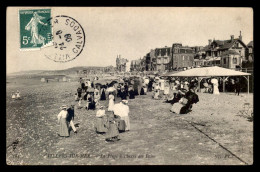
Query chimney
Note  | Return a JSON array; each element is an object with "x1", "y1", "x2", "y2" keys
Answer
[
  {"x1": 231, "y1": 35, "x2": 234, "y2": 41},
  {"x1": 208, "y1": 39, "x2": 212, "y2": 46},
  {"x1": 239, "y1": 31, "x2": 242, "y2": 41}
]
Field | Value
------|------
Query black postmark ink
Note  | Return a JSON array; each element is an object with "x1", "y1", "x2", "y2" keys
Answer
[{"x1": 39, "y1": 15, "x2": 86, "y2": 63}]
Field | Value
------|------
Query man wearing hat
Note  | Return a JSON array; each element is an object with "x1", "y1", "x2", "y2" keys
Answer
[
  {"x1": 57, "y1": 105, "x2": 69, "y2": 137},
  {"x1": 113, "y1": 100, "x2": 130, "y2": 131},
  {"x1": 67, "y1": 105, "x2": 77, "y2": 134}
]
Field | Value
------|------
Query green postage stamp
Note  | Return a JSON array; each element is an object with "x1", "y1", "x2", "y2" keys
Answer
[{"x1": 19, "y1": 9, "x2": 52, "y2": 50}]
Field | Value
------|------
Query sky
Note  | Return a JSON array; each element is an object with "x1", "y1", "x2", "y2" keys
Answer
[{"x1": 6, "y1": 7, "x2": 253, "y2": 74}]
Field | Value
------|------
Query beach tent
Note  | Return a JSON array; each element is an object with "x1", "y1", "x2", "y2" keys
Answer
[
  {"x1": 163, "y1": 66, "x2": 251, "y2": 94},
  {"x1": 62, "y1": 77, "x2": 67, "y2": 82},
  {"x1": 41, "y1": 78, "x2": 45, "y2": 82}
]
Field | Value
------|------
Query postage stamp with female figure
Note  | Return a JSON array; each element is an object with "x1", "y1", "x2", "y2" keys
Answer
[{"x1": 19, "y1": 9, "x2": 52, "y2": 50}]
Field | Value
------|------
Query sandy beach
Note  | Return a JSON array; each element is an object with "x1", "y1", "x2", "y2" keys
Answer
[{"x1": 6, "y1": 76, "x2": 253, "y2": 165}]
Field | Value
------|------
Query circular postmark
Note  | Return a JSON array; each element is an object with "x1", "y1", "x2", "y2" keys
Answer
[{"x1": 39, "y1": 15, "x2": 85, "y2": 62}]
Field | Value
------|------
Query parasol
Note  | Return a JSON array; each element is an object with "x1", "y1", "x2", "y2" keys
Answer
[{"x1": 106, "y1": 87, "x2": 116, "y2": 92}]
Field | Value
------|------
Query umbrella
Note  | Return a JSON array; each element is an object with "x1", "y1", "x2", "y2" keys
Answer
[{"x1": 106, "y1": 87, "x2": 116, "y2": 92}]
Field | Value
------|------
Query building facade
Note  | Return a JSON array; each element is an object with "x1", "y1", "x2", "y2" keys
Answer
[
  {"x1": 205, "y1": 32, "x2": 248, "y2": 68},
  {"x1": 171, "y1": 43, "x2": 195, "y2": 70},
  {"x1": 130, "y1": 59, "x2": 142, "y2": 72},
  {"x1": 247, "y1": 41, "x2": 253, "y2": 62},
  {"x1": 155, "y1": 46, "x2": 172, "y2": 71}
]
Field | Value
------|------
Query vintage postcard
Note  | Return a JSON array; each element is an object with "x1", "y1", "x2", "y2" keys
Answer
[{"x1": 6, "y1": 7, "x2": 253, "y2": 165}]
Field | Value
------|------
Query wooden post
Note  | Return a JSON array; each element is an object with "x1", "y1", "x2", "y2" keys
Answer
[
  {"x1": 223, "y1": 76, "x2": 226, "y2": 93},
  {"x1": 247, "y1": 75, "x2": 249, "y2": 95},
  {"x1": 198, "y1": 77, "x2": 201, "y2": 92}
]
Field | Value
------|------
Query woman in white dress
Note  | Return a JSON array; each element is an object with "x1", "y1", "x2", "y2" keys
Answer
[
  {"x1": 211, "y1": 77, "x2": 220, "y2": 95},
  {"x1": 57, "y1": 105, "x2": 69, "y2": 137},
  {"x1": 108, "y1": 92, "x2": 115, "y2": 111}
]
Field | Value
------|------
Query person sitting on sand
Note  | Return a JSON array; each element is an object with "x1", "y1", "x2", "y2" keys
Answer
[
  {"x1": 95, "y1": 106, "x2": 108, "y2": 134},
  {"x1": 57, "y1": 105, "x2": 69, "y2": 137},
  {"x1": 11, "y1": 92, "x2": 16, "y2": 99},
  {"x1": 180, "y1": 85, "x2": 199, "y2": 114},
  {"x1": 16, "y1": 90, "x2": 21, "y2": 100}
]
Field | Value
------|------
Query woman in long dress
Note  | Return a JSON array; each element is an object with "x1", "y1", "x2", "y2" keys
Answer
[
  {"x1": 211, "y1": 77, "x2": 220, "y2": 95},
  {"x1": 108, "y1": 92, "x2": 115, "y2": 111},
  {"x1": 95, "y1": 106, "x2": 108, "y2": 134},
  {"x1": 57, "y1": 105, "x2": 69, "y2": 137},
  {"x1": 105, "y1": 112, "x2": 120, "y2": 142},
  {"x1": 100, "y1": 88, "x2": 106, "y2": 100},
  {"x1": 128, "y1": 86, "x2": 135, "y2": 99}
]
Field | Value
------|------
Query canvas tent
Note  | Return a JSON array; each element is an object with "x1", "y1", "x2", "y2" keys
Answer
[
  {"x1": 62, "y1": 77, "x2": 67, "y2": 82},
  {"x1": 41, "y1": 78, "x2": 45, "y2": 82},
  {"x1": 163, "y1": 66, "x2": 251, "y2": 94}
]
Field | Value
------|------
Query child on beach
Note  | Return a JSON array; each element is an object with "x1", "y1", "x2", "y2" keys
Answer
[{"x1": 105, "y1": 112, "x2": 120, "y2": 142}]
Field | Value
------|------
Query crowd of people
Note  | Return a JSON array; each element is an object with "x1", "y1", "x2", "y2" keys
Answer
[{"x1": 56, "y1": 74, "x2": 244, "y2": 140}]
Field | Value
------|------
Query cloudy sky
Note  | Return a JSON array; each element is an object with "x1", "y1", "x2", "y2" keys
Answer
[{"x1": 6, "y1": 7, "x2": 253, "y2": 74}]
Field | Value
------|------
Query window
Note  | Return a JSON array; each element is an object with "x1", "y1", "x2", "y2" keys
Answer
[
  {"x1": 157, "y1": 58, "x2": 161, "y2": 64},
  {"x1": 164, "y1": 57, "x2": 168, "y2": 64},
  {"x1": 233, "y1": 57, "x2": 237, "y2": 64},
  {"x1": 223, "y1": 58, "x2": 226, "y2": 64}
]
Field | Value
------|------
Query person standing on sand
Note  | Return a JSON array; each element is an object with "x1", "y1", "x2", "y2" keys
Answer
[
  {"x1": 113, "y1": 100, "x2": 130, "y2": 131},
  {"x1": 235, "y1": 78, "x2": 241, "y2": 96},
  {"x1": 57, "y1": 105, "x2": 69, "y2": 137},
  {"x1": 105, "y1": 112, "x2": 120, "y2": 142},
  {"x1": 108, "y1": 92, "x2": 115, "y2": 111},
  {"x1": 67, "y1": 105, "x2": 77, "y2": 134},
  {"x1": 95, "y1": 106, "x2": 108, "y2": 134},
  {"x1": 128, "y1": 86, "x2": 135, "y2": 99},
  {"x1": 211, "y1": 77, "x2": 220, "y2": 95},
  {"x1": 100, "y1": 88, "x2": 106, "y2": 101}
]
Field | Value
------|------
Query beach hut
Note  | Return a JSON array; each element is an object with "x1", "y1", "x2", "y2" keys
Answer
[
  {"x1": 41, "y1": 78, "x2": 45, "y2": 82},
  {"x1": 163, "y1": 66, "x2": 251, "y2": 94}
]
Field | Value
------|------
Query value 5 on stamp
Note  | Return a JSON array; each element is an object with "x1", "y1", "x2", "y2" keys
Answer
[{"x1": 19, "y1": 9, "x2": 52, "y2": 50}]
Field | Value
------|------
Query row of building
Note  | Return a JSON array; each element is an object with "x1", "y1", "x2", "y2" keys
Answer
[{"x1": 130, "y1": 31, "x2": 254, "y2": 72}]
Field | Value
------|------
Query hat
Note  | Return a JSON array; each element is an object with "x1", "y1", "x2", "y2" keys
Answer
[
  {"x1": 60, "y1": 105, "x2": 67, "y2": 110},
  {"x1": 122, "y1": 100, "x2": 128, "y2": 104}
]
